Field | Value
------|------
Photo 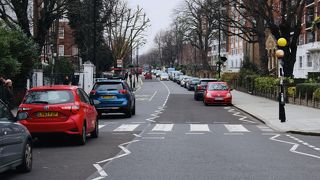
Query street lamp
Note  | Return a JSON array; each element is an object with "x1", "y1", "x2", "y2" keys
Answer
[{"x1": 276, "y1": 38, "x2": 287, "y2": 123}]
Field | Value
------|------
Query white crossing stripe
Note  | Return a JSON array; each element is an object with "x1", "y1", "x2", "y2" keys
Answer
[
  {"x1": 113, "y1": 124, "x2": 140, "y2": 132},
  {"x1": 225, "y1": 125, "x2": 249, "y2": 132},
  {"x1": 152, "y1": 124, "x2": 174, "y2": 131},
  {"x1": 190, "y1": 124, "x2": 210, "y2": 132},
  {"x1": 98, "y1": 125, "x2": 106, "y2": 129}
]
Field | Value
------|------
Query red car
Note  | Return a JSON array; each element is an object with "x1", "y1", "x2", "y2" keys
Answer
[
  {"x1": 17, "y1": 85, "x2": 98, "y2": 145},
  {"x1": 144, "y1": 72, "x2": 152, "y2": 79},
  {"x1": 203, "y1": 82, "x2": 232, "y2": 106}
]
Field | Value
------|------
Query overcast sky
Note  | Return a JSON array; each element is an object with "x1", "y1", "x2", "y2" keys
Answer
[{"x1": 128, "y1": 0, "x2": 182, "y2": 54}]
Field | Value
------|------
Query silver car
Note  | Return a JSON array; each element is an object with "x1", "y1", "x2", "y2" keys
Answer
[{"x1": 0, "y1": 100, "x2": 33, "y2": 173}]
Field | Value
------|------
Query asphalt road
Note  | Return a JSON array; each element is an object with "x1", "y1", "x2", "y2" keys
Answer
[{"x1": 1, "y1": 77, "x2": 320, "y2": 180}]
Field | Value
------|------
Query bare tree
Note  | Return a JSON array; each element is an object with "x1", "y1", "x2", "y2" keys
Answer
[
  {"x1": 227, "y1": 0, "x2": 306, "y2": 77},
  {"x1": 104, "y1": 1, "x2": 150, "y2": 65},
  {"x1": 174, "y1": 0, "x2": 220, "y2": 69}
]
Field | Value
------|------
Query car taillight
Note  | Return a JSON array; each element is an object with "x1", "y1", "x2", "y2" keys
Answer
[
  {"x1": 119, "y1": 89, "x2": 128, "y2": 94},
  {"x1": 61, "y1": 105, "x2": 80, "y2": 114},
  {"x1": 90, "y1": 90, "x2": 96, "y2": 95}
]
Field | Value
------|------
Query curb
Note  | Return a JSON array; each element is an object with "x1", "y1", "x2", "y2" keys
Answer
[{"x1": 232, "y1": 105, "x2": 320, "y2": 136}]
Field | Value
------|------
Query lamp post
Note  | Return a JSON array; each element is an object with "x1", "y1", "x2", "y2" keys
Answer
[
  {"x1": 217, "y1": 3, "x2": 221, "y2": 79},
  {"x1": 276, "y1": 38, "x2": 287, "y2": 123}
]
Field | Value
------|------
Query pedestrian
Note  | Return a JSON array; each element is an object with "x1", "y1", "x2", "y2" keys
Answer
[
  {"x1": 129, "y1": 73, "x2": 132, "y2": 88},
  {"x1": 125, "y1": 72, "x2": 128, "y2": 81},
  {"x1": 136, "y1": 72, "x2": 139, "y2": 83},
  {"x1": 63, "y1": 75, "x2": 71, "y2": 85},
  {"x1": 4, "y1": 79, "x2": 13, "y2": 109},
  {"x1": 0, "y1": 75, "x2": 7, "y2": 104}
]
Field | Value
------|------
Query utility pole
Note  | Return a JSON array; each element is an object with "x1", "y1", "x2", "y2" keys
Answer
[
  {"x1": 218, "y1": 2, "x2": 221, "y2": 79},
  {"x1": 93, "y1": 0, "x2": 97, "y2": 75}
]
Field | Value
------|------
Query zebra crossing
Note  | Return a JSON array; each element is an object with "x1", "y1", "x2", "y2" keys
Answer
[{"x1": 100, "y1": 123, "x2": 275, "y2": 134}]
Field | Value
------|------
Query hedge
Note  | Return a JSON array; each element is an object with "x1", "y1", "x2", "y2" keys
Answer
[
  {"x1": 295, "y1": 83, "x2": 320, "y2": 98},
  {"x1": 254, "y1": 77, "x2": 278, "y2": 91},
  {"x1": 314, "y1": 88, "x2": 320, "y2": 100}
]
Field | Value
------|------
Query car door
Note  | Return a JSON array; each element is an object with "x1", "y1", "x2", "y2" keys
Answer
[
  {"x1": 78, "y1": 89, "x2": 95, "y2": 131},
  {"x1": 0, "y1": 103, "x2": 24, "y2": 166},
  {"x1": 123, "y1": 82, "x2": 134, "y2": 108}
]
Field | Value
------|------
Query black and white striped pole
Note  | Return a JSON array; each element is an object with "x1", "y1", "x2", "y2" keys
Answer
[{"x1": 276, "y1": 38, "x2": 287, "y2": 123}]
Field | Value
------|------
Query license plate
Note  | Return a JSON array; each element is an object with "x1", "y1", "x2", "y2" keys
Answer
[
  {"x1": 102, "y1": 95, "x2": 115, "y2": 99},
  {"x1": 37, "y1": 112, "x2": 58, "y2": 118},
  {"x1": 215, "y1": 97, "x2": 224, "y2": 100}
]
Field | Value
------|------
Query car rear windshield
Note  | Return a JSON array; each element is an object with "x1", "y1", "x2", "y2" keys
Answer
[
  {"x1": 200, "y1": 80, "x2": 216, "y2": 85},
  {"x1": 208, "y1": 83, "x2": 228, "y2": 91},
  {"x1": 24, "y1": 90, "x2": 74, "y2": 104},
  {"x1": 95, "y1": 82, "x2": 124, "y2": 91}
]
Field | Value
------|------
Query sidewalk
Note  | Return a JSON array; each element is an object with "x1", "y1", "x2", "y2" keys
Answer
[{"x1": 232, "y1": 90, "x2": 320, "y2": 135}]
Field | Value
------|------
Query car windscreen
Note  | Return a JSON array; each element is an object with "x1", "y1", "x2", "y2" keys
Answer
[
  {"x1": 24, "y1": 90, "x2": 75, "y2": 104},
  {"x1": 208, "y1": 83, "x2": 228, "y2": 91},
  {"x1": 95, "y1": 82, "x2": 124, "y2": 91},
  {"x1": 192, "y1": 78, "x2": 200, "y2": 82}
]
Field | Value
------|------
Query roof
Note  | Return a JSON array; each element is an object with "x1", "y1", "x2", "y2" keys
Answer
[{"x1": 94, "y1": 79, "x2": 124, "y2": 83}]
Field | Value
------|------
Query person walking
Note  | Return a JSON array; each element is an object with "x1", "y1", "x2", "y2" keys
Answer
[
  {"x1": 4, "y1": 79, "x2": 13, "y2": 109},
  {"x1": 63, "y1": 75, "x2": 71, "y2": 85},
  {"x1": 0, "y1": 75, "x2": 7, "y2": 104}
]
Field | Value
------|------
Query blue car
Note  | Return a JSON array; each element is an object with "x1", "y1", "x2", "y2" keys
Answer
[{"x1": 89, "y1": 79, "x2": 136, "y2": 118}]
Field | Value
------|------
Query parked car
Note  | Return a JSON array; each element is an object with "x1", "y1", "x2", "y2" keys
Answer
[
  {"x1": 0, "y1": 100, "x2": 33, "y2": 173},
  {"x1": 203, "y1": 82, "x2": 232, "y2": 106},
  {"x1": 144, "y1": 72, "x2": 152, "y2": 79},
  {"x1": 160, "y1": 73, "x2": 169, "y2": 81},
  {"x1": 181, "y1": 76, "x2": 191, "y2": 88},
  {"x1": 155, "y1": 70, "x2": 163, "y2": 78},
  {"x1": 17, "y1": 85, "x2": 98, "y2": 145},
  {"x1": 89, "y1": 79, "x2": 135, "y2": 118},
  {"x1": 194, "y1": 78, "x2": 218, "y2": 101},
  {"x1": 186, "y1": 78, "x2": 200, "y2": 91}
]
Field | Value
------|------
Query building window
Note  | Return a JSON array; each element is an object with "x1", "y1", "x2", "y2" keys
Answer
[
  {"x1": 307, "y1": 54, "x2": 312, "y2": 67},
  {"x1": 58, "y1": 45, "x2": 64, "y2": 56},
  {"x1": 299, "y1": 56, "x2": 303, "y2": 68},
  {"x1": 306, "y1": 31, "x2": 315, "y2": 43},
  {"x1": 58, "y1": 27, "x2": 64, "y2": 39}
]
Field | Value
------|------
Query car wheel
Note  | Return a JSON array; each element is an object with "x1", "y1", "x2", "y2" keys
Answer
[
  {"x1": 78, "y1": 123, "x2": 87, "y2": 145},
  {"x1": 97, "y1": 112, "x2": 102, "y2": 119},
  {"x1": 17, "y1": 139, "x2": 32, "y2": 173},
  {"x1": 91, "y1": 119, "x2": 99, "y2": 138},
  {"x1": 125, "y1": 106, "x2": 132, "y2": 118}
]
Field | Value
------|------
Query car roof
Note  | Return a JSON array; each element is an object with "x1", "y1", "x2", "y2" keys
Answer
[
  {"x1": 95, "y1": 79, "x2": 124, "y2": 83},
  {"x1": 29, "y1": 85, "x2": 78, "y2": 91}
]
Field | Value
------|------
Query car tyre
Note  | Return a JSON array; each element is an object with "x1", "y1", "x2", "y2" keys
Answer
[
  {"x1": 91, "y1": 119, "x2": 99, "y2": 138},
  {"x1": 17, "y1": 140, "x2": 33, "y2": 173},
  {"x1": 125, "y1": 106, "x2": 132, "y2": 118},
  {"x1": 78, "y1": 123, "x2": 87, "y2": 145}
]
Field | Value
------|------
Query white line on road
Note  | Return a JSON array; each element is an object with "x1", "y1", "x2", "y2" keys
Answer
[
  {"x1": 190, "y1": 124, "x2": 210, "y2": 132},
  {"x1": 113, "y1": 124, "x2": 140, "y2": 132},
  {"x1": 98, "y1": 125, "x2": 106, "y2": 129},
  {"x1": 93, "y1": 164, "x2": 108, "y2": 177},
  {"x1": 149, "y1": 91, "x2": 158, "y2": 101},
  {"x1": 227, "y1": 108, "x2": 256, "y2": 124},
  {"x1": 225, "y1": 124, "x2": 249, "y2": 132},
  {"x1": 270, "y1": 134, "x2": 320, "y2": 159},
  {"x1": 152, "y1": 124, "x2": 174, "y2": 131},
  {"x1": 224, "y1": 133, "x2": 244, "y2": 135}
]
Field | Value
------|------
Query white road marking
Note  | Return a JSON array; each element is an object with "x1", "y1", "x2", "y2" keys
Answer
[
  {"x1": 261, "y1": 133, "x2": 278, "y2": 136},
  {"x1": 96, "y1": 140, "x2": 140, "y2": 164},
  {"x1": 257, "y1": 125, "x2": 274, "y2": 132},
  {"x1": 160, "y1": 81, "x2": 171, "y2": 107},
  {"x1": 133, "y1": 134, "x2": 142, "y2": 138},
  {"x1": 131, "y1": 122, "x2": 146, "y2": 124},
  {"x1": 93, "y1": 164, "x2": 108, "y2": 177},
  {"x1": 152, "y1": 124, "x2": 174, "y2": 131},
  {"x1": 227, "y1": 108, "x2": 256, "y2": 124},
  {"x1": 190, "y1": 124, "x2": 210, "y2": 132},
  {"x1": 98, "y1": 125, "x2": 106, "y2": 129},
  {"x1": 113, "y1": 124, "x2": 140, "y2": 132},
  {"x1": 286, "y1": 135, "x2": 320, "y2": 152},
  {"x1": 225, "y1": 124, "x2": 249, "y2": 132},
  {"x1": 91, "y1": 177, "x2": 105, "y2": 180},
  {"x1": 270, "y1": 134, "x2": 320, "y2": 159},
  {"x1": 149, "y1": 91, "x2": 158, "y2": 101}
]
